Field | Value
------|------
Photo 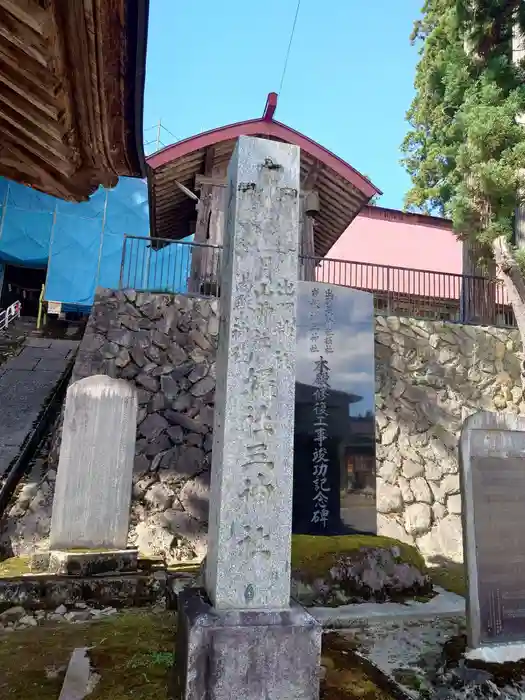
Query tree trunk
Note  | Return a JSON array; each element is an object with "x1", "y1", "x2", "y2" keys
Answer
[{"x1": 492, "y1": 236, "x2": 525, "y2": 374}]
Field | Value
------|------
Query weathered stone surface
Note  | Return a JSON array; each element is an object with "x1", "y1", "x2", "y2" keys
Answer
[
  {"x1": 144, "y1": 434, "x2": 171, "y2": 456},
  {"x1": 402, "y1": 460, "x2": 424, "y2": 480},
  {"x1": 136, "y1": 373, "x2": 159, "y2": 393},
  {"x1": 160, "y1": 375, "x2": 180, "y2": 399},
  {"x1": 417, "y1": 515, "x2": 464, "y2": 564},
  {"x1": 376, "y1": 315, "x2": 521, "y2": 564},
  {"x1": 138, "y1": 413, "x2": 168, "y2": 440},
  {"x1": 376, "y1": 514, "x2": 414, "y2": 545},
  {"x1": 190, "y1": 376, "x2": 215, "y2": 397},
  {"x1": 376, "y1": 483, "x2": 403, "y2": 514},
  {"x1": 404, "y1": 503, "x2": 432, "y2": 536},
  {"x1": 178, "y1": 472, "x2": 210, "y2": 522},
  {"x1": 164, "y1": 411, "x2": 208, "y2": 435},
  {"x1": 166, "y1": 425, "x2": 184, "y2": 444},
  {"x1": 205, "y1": 137, "x2": 300, "y2": 610},
  {"x1": 43, "y1": 549, "x2": 138, "y2": 576},
  {"x1": 144, "y1": 483, "x2": 173, "y2": 510},
  {"x1": 398, "y1": 476, "x2": 414, "y2": 505},
  {"x1": 174, "y1": 446, "x2": 207, "y2": 479},
  {"x1": 50, "y1": 376, "x2": 138, "y2": 550},
  {"x1": 447, "y1": 494, "x2": 462, "y2": 515},
  {"x1": 188, "y1": 329, "x2": 211, "y2": 351},
  {"x1": 410, "y1": 477, "x2": 432, "y2": 504},
  {"x1": 174, "y1": 589, "x2": 321, "y2": 700}
]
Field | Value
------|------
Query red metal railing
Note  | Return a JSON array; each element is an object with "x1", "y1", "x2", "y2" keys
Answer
[
  {"x1": 119, "y1": 235, "x2": 515, "y2": 327},
  {"x1": 304, "y1": 255, "x2": 513, "y2": 327}
]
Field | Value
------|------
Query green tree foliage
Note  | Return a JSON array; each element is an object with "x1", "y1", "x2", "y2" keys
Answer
[{"x1": 402, "y1": 0, "x2": 525, "y2": 253}]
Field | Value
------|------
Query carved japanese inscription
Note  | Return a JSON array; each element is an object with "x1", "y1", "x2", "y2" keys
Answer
[
  {"x1": 293, "y1": 281, "x2": 376, "y2": 536},
  {"x1": 205, "y1": 136, "x2": 300, "y2": 610}
]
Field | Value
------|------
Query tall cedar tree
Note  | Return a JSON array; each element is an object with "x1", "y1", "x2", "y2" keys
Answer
[{"x1": 402, "y1": 0, "x2": 525, "y2": 347}]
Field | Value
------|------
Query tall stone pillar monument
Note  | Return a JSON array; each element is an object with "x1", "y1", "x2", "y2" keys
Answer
[{"x1": 174, "y1": 136, "x2": 321, "y2": 700}]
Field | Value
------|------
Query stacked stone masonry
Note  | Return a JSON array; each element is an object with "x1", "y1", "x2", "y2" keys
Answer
[
  {"x1": 2, "y1": 289, "x2": 219, "y2": 565},
  {"x1": 1, "y1": 292, "x2": 521, "y2": 567},
  {"x1": 376, "y1": 315, "x2": 521, "y2": 565}
]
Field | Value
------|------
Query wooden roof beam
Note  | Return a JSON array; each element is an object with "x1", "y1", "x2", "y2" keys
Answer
[
  {"x1": 203, "y1": 146, "x2": 215, "y2": 175},
  {"x1": 301, "y1": 158, "x2": 322, "y2": 190},
  {"x1": 0, "y1": 118, "x2": 73, "y2": 174}
]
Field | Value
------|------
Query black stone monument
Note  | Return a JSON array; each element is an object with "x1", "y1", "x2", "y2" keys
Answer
[{"x1": 292, "y1": 282, "x2": 376, "y2": 536}]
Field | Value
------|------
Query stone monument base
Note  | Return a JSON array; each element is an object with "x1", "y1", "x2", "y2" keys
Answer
[
  {"x1": 171, "y1": 587, "x2": 322, "y2": 700},
  {"x1": 30, "y1": 548, "x2": 139, "y2": 577}
]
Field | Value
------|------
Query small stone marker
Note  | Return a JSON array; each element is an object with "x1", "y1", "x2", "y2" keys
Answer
[
  {"x1": 175, "y1": 136, "x2": 322, "y2": 700},
  {"x1": 50, "y1": 375, "x2": 138, "y2": 550},
  {"x1": 59, "y1": 648, "x2": 99, "y2": 700},
  {"x1": 459, "y1": 411, "x2": 525, "y2": 656}
]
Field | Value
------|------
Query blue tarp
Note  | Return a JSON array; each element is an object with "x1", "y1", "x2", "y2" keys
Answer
[{"x1": 0, "y1": 177, "x2": 193, "y2": 311}]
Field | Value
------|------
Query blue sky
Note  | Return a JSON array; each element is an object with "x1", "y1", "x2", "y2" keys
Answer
[{"x1": 143, "y1": 0, "x2": 423, "y2": 210}]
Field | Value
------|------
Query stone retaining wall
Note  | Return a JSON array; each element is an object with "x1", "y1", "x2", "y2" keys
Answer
[
  {"x1": 375, "y1": 315, "x2": 521, "y2": 564},
  {"x1": 2, "y1": 289, "x2": 219, "y2": 564},
  {"x1": 2, "y1": 291, "x2": 521, "y2": 567}
]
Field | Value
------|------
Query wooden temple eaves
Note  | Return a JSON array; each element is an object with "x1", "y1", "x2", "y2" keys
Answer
[
  {"x1": 0, "y1": 0, "x2": 149, "y2": 201},
  {"x1": 146, "y1": 93, "x2": 382, "y2": 259}
]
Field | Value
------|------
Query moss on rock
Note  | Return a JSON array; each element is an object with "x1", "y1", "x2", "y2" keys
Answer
[
  {"x1": 291, "y1": 534, "x2": 427, "y2": 579},
  {"x1": 291, "y1": 534, "x2": 432, "y2": 607}
]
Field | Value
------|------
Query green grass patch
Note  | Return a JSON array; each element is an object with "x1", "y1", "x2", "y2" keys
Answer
[
  {"x1": 0, "y1": 557, "x2": 30, "y2": 577},
  {"x1": 167, "y1": 562, "x2": 201, "y2": 575},
  {"x1": 0, "y1": 609, "x2": 176, "y2": 699},
  {"x1": 0, "y1": 612, "x2": 392, "y2": 700},
  {"x1": 321, "y1": 632, "x2": 396, "y2": 699},
  {"x1": 428, "y1": 562, "x2": 466, "y2": 597}
]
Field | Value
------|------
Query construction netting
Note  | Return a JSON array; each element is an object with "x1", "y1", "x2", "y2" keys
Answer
[{"x1": 0, "y1": 176, "x2": 192, "y2": 312}]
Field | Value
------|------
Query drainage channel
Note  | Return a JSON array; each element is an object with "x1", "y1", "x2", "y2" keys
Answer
[{"x1": 0, "y1": 357, "x2": 74, "y2": 517}]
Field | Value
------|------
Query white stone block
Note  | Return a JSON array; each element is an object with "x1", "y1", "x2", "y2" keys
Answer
[
  {"x1": 205, "y1": 136, "x2": 300, "y2": 610},
  {"x1": 50, "y1": 375, "x2": 138, "y2": 550}
]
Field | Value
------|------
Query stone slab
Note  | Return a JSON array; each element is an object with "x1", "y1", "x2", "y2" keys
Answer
[
  {"x1": 0, "y1": 445, "x2": 20, "y2": 472},
  {"x1": 30, "y1": 549, "x2": 139, "y2": 577},
  {"x1": 0, "y1": 356, "x2": 70, "y2": 476},
  {"x1": 50, "y1": 375, "x2": 138, "y2": 550},
  {"x1": 58, "y1": 648, "x2": 93, "y2": 700},
  {"x1": 25, "y1": 338, "x2": 53, "y2": 348},
  {"x1": 459, "y1": 411, "x2": 525, "y2": 649},
  {"x1": 49, "y1": 339, "x2": 80, "y2": 352},
  {"x1": 36, "y1": 358, "x2": 74, "y2": 372},
  {"x1": 6, "y1": 351, "x2": 39, "y2": 370},
  {"x1": 18, "y1": 347, "x2": 70, "y2": 362},
  {"x1": 308, "y1": 587, "x2": 465, "y2": 629},
  {"x1": 172, "y1": 587, "x2": 322, "y2": 700},
  {"x1": 206, "y1": 136, "x2": 300, "y2": 610}
]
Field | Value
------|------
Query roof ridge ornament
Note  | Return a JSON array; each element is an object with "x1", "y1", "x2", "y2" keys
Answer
[{"x1": 263, "y1": 93, "x2": 278, "y2": 122}]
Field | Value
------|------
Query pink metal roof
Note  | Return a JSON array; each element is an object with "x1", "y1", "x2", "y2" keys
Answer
[
  {"x1": 147, "y1": 94, "x2": 380, "y2": 200},
  {"x1": 146, "y1": 94, "x2": 381, "y2": 253}
]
